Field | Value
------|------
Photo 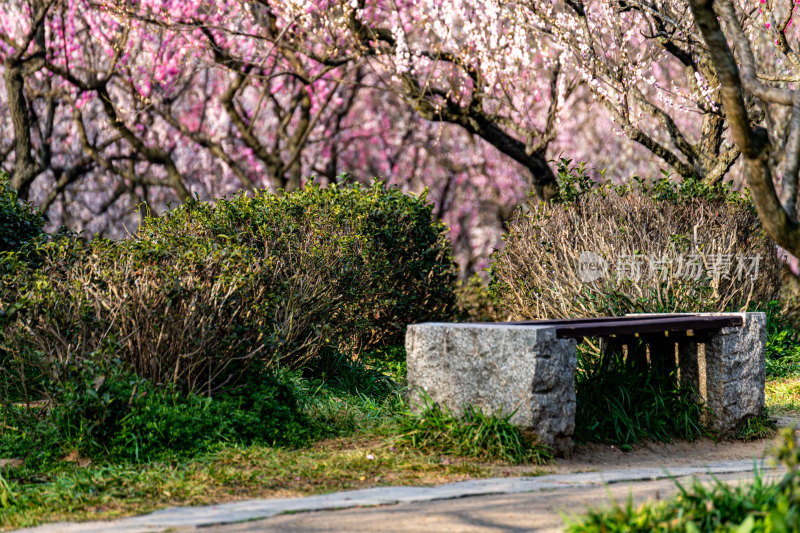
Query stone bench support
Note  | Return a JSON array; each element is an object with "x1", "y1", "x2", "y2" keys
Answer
[
  {"x1": 405, "y1": 323, "x2": 577, "y2": 455},
  {"x1": 671, "y1": 312, "x2": 766, "y2": 433},
  {"x1": 406, "y1": 313, "x2": 765, "y2": 456}
]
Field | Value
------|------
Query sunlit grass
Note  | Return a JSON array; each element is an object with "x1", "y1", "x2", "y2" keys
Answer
[
  {"x1": 765, "y1": 378, "x2": 800, "y2": 416},
  {"x1": 0, "y1": 434, "x2": 539, "y2": 531}
]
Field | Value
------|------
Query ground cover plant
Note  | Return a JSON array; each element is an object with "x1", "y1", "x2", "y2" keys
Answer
[
  {"x1": 572, "y1": 301, "x2": 799, "y2": 446},
  {"x1": 759, "y1": 301, "x2": 800, "y2": 420},
  {"x1": 573, "y1": 340, "x2": 708, "y2": 447},
  {"x1": 397, "y1": 394, "x2": 552, "y2": 465},
  {"x1": 0, "y1": 346, "x2": 553, "y2": 530},
  {"x1": 764, "y1": 301, "x2": 800, "y2": 380},
  {"x1": 0, "y1": 365, "x2": 315, "y2": 467}
]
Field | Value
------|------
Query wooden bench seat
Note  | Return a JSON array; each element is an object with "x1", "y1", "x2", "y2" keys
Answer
[{"x1": 504, "y1": 314, "x2": 743, "y2": 338}]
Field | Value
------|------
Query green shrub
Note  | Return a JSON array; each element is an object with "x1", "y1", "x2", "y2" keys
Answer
[
  {"x1": 0, "y1": 171, "x2": 44, "y2": 254},
  {"x1": 397, "y1": 395, "x2": 551, "y2": 464},
  {"x1": 490, "y1": 160, "x2": 781, "y2": 319},
  {"x1": 0, "y1": 180, "x2": 455, "y2": 397},
  {"x1": 137, "y1": 179, "x2": 456, "y2": 354}
]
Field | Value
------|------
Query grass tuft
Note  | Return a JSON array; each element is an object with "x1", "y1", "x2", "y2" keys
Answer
[
  {"x1": 567, "y1": 427, "x2": 800, "y2": 532},
  {"x1": 397, "y1": 395, "x2": 551, "y2": 465},
  {"x1": 765, "y1": 379, "x2": 800, "y2": 416},
  {"x1": 735, "y1": 413, "x2": 778, "y2": 441}
]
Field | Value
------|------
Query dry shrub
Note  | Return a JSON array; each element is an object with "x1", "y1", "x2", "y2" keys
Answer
[{"x1": 491, "y1": 182, "x2": 781, "y2": 319}]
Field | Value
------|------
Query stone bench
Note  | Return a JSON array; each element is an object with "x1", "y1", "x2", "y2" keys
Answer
[{"x1": 405, "y1": 312, "x2": 766, "y2": 456}]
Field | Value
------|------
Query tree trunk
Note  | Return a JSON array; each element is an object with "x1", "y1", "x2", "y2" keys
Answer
[{"x1": 5, "y1": 60, "x2": 38, "y2": 199}]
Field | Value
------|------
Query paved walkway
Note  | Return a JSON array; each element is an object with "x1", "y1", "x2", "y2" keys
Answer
[
  {"x1": 15, "y1": 458, "x2": 781, "y2": 533},
  {"x1": 203, "y1": 470, "x2": 782, "y2": 533}
]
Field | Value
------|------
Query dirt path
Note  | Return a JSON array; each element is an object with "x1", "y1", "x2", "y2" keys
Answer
[{"x1": 488, "y1": 415, "x2": 798, "y2": 479}]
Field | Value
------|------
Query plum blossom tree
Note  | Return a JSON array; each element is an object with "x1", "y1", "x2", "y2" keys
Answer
[
  {"x1": 0, "y1": 0, "x2": 558, "y2": 272},
  {"x1": 2, "y1": 1, "x2": 363, "y2": 202},
  {"x1": 334, "y1": 0, "x2": 747, "y2": 185}
]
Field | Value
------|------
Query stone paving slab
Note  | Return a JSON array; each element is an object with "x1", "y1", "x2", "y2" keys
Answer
[{"x1": 12, "y1": 458, "x2": 776, "y2": 533}]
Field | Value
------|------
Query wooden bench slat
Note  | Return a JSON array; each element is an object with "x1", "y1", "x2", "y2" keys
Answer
[
  {"x1": 502, "y1": 315, "x2": 743, "y2": 338},
  {"x1": 505, "y1": 314, "x2": 696, "y2": 326}
]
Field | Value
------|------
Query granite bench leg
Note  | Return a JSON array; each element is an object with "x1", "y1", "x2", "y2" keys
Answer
[
  {"x1": 677, "y1": 312, "x2": 766, "y2": 434},
  {"x1": 405, "y1": 323, "x2": 577, "y2": 456}
]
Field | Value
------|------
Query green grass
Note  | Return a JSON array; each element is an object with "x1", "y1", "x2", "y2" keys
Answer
[
  {"x1": 0, "y1": 437, "x2": 504, "y2": 531},
  {"x1": 574, "y1": 341, "x2": 707, "y2": 447},
  {"x1": 0, "y1": 347, "x2": 552, "y2": 530},
  {"x1": 765, "y1": 378, "x2": 800, "y2": 416},
  {"x1": 764, "y1": 301, "x2": 800, "y2": 379},
  {"x1": 763, "y1": 301, "x2": 800, "y2": 417},
  {"x1": 571, "y1": 301, "x2": 800, "y2": 448},
  {"x1": 565, "y1": 472, "x2": 784, "y2": 532},
  {"x1": 734, "y1": 412, "x2": 778, "y2": 441},
  {"x1": 0, "y1": 368, "x2": 316, "y2": 467},
  {"x1": 300, "y1": 349, "x2": 408, "y2": 437},
  {"x1": 397, "y1": 395, "x2": 552, "y2": 465}
]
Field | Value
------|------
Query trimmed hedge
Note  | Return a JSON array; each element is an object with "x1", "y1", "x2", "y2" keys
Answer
[{"x1": 137, "y1": 180, "x2": 456, "y2": 352}]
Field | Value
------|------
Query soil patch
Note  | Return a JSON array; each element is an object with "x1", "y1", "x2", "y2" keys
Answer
[{"x1": 523, "y1": 415, "x2": 800, "y2": 476}]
